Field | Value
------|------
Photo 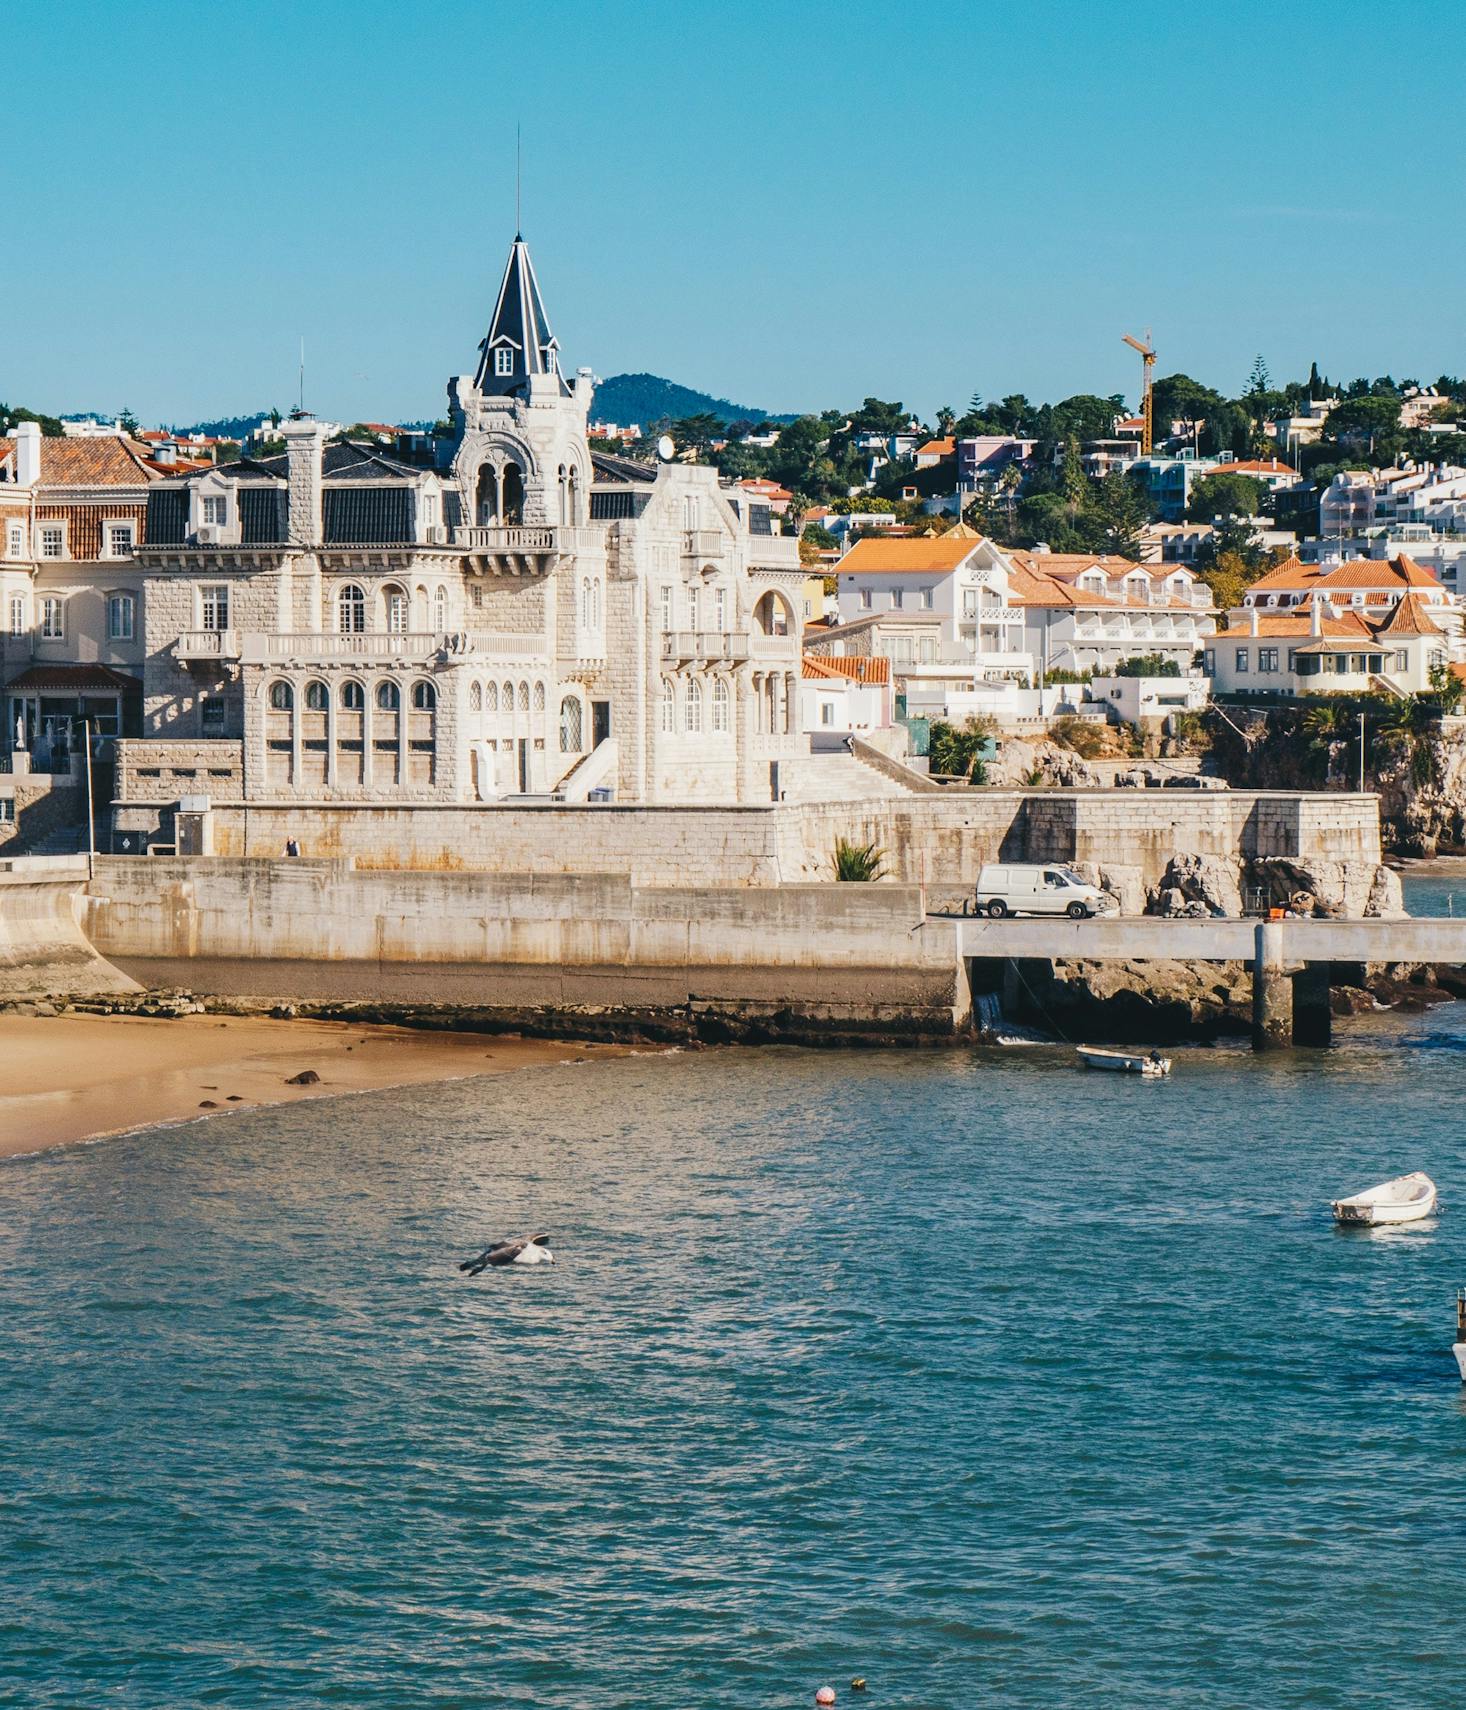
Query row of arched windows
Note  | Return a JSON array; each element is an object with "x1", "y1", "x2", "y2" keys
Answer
[
  {"x1": 660, "y1": 676, "x2": 732, "y2": 735},
  {"x1": 578, "y1": 576, "x2": 603, "y2": 630},
  {"x1": 336, "y1": 583, "x2": 449, "y2": 635},
  {"x1": 269, "y1": 677, "x2": 436, "y2": 712},
  {"x1": 263, "y1": 676, "x2": 438, "y2": 790},
  {"x1": 466, "y1": 678, "x2": 543, "y2": 715}
]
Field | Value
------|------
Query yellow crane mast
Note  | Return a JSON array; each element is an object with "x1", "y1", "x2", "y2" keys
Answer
[{"x1": 1122, "y1": 330, "x2": 1156, "y2": 454}]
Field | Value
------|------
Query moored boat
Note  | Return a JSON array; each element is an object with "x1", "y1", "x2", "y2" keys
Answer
[
  {"x1": 1075, "y1": 1045, "x2": 1171, "y2": 1078},
  {"x1": 1330, "y1": 1171, "x2": 1437, "y2": 1227},
  {"x1": 1455, "y1": 1291, "x2": 1466, "y2": 1383}
]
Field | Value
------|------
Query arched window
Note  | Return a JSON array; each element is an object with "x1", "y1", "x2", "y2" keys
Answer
[
  {"x1": 269, "y1": 680, "x2": 293, "y2": 710},
  {"x1": 533, "y1": 681, "x2": 545, "y2": 712},
  {"x1": 486, "y1": 681, "x2": 499, "y2": 712},
  {"x1": 661, "y1": 679, "x2": 676, "y2": 734},
  {"x1": 412, "y1": 680, "x2": 436, "y2": 711},
  {"x1": 338, "y1": 584, "x2": 365, "y2": 633},
  {"x1": 559, "y1": 466, "x2": 569, "y2": 526},
  {"x1": 385, "y1": 586, "x2": 408, "y2": 634},
  {"x1": 580, "y1": 576, "x2": 591, "y2": 628},
  {"x1": 685, "y1": 676, "x2": 703, "y2": 733},
  {"x1": 376, "y1": 680, "x2": 400, "y2": 710},
  {"x1": 754, "y1": 592, "x2": 790, "y2": 637},
  {"x1": 568, "y1": 467, "x2": 581, "y2": 525},
  {"x1": 469, "y1": 681, "x2": 482, "y2": 713},
  {"x1": 502, "y1": 462, "x2": 524, "y2": 526},
  {"x1": 559, "y1": 695, "x2": 583, "y2": 753},
  {"x1": 304, "y1": 679, "x2": 328, "y2": 711},
  {"x1": 501, "y1": 680, "x2": 514, "y2": 714},
  {"x1": 592, "y1": 578, "x2": 602, "y2": 628},
  {"x1": 712, "y1": 678, "x2": 730, "y2": 732},
  {"x1": 341, "y1": 680, "x2": 365, "y2": 711},
  {"x1": 433, "y1": 586, "x2": 447, "y2": 632},
  {"x1": 517, "y1": 681, "x2": 530, "y2": 713}
]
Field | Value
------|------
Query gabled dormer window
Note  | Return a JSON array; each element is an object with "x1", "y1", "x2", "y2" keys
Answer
[
  {"x1": 494, "y1": 346, "x2": 515, "y2": 378},
  {"x1": 202, "y1": 495, "x2": 228, "y2": 527},
  {"x1": 544, "y1": 346, "x2": 557, "y2": 374}
]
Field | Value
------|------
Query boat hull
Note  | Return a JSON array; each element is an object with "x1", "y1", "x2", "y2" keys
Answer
[
  {"x1": 1076, "y1": 1047, "x2": 1171, "y2": 1078},
  {"x1": 1454, "y1": 1342, "x2": 1466, "y2": 1383},
  {"x1": 1331, "y1": 1173, "x2": 1437, "y2": 1227}
]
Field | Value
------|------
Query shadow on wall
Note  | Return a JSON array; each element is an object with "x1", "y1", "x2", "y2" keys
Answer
[{"x1": 0, "y1": 768, "x2": 89, "y2": 856}]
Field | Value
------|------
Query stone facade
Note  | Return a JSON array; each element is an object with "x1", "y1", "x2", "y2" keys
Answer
[{"x1": 112, "y1": 233, "x2": 805, "y2": 833}]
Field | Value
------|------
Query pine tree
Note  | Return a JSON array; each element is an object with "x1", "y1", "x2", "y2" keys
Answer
[{"x1": 1247, "y1": 355, "x2": 1270, "y2": 396}]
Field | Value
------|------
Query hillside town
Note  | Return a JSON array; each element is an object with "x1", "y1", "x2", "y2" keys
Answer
[{"x1": 3, "y1": 236, "x2": 1466, "y2": 857}]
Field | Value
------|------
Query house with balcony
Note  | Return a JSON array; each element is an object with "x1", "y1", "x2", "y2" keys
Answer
[
  {"x1": 1005, "y1": 550, "x2": 1215, "y2": 677},
  {"x1": 19, "y1": 234, "x2": 805, "y2": 851},
  {"x1": 1209, "y1": 592, "x2": 1451, "y2": 698},
  {"x1": 0, "y1": 423, "x2": 158, "y2": 763}
]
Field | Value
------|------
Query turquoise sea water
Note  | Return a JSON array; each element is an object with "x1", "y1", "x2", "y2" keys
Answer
[{"x1": 5, "y1": 1022, "x2": 1466, "y2": 1708}]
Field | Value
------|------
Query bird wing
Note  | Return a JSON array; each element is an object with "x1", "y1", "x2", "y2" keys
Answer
[{"x1": 486, "y1": 1240, "x2": 526, "y2": 1266}]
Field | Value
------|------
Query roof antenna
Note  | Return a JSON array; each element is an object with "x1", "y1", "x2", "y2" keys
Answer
[
  {"x1": 515, "y1": 122, "x2": 522, "y2": 238},
  {"x1": 298, "y1": 337, "x2": 305, "y2": 417}
]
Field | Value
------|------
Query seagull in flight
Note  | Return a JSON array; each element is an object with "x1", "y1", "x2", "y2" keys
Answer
[{"x1": 458, "y1": 1234, "x2": 555, "y2": 1275}]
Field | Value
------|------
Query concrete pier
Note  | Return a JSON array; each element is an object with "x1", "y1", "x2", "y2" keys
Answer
[{"x1": 1250, "y1": 921, "x2": 1292, "y2": 1052}]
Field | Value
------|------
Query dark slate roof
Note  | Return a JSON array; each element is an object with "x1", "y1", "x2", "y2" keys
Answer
[
  {"x1": 174, "y1": 442, "x2": 421, "y2": 485},
  {"x1": 590, "y1": 450, "x2": 656, "y2": 485},
  {"x1": 472, "y1": 235, "x2": 569, "y2": 399}
]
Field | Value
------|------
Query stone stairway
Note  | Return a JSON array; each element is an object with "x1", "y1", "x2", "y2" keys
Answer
[
  {"x1": 781, "y1": 750, "x2": 918, "y2": 802},
  {"x1": 18, "y1": 824, "x2": 87, "y2": 857}
]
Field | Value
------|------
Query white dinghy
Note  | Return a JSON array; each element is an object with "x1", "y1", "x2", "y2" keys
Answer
[
  {"x1": 1331, "y1": 1171, "x2": 1437, "y2": 1227},
  {"x1": 1075, "y1": 1045, "x2": 1171, "y2": 1078}
]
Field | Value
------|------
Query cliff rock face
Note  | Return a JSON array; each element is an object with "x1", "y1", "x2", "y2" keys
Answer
[
  {"x1": 1021, "y1": 956, "x2": 1254, "y2": 1041},
  {"x1": 1247, "y1": 857, "x2": 1403, "y2": 919},
  {"x1": 1148, "y1": 853, "x2": 1243, "y2": 917}
]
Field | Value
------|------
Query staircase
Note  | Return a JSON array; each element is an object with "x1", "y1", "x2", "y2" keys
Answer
[
  {"x1": 18, "y1": 825, "x2": 87, "y2": 856},
  {"x1": 781, "y1": 750, "x2": 918, "y2": 802}
]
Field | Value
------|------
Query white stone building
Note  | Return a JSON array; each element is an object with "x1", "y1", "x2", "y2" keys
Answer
[{"x1": 101, "y1": 234, "x2": 805, "y2": 844}]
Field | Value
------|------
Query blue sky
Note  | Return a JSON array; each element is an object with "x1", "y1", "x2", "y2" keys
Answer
[{"x1": 7, "y1": 0, "x2": 1463, "y2": 426}]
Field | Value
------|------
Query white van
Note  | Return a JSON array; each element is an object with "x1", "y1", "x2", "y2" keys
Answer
[{"x1": 975, "y1": 863, "x2": 1112, "y2": 920}]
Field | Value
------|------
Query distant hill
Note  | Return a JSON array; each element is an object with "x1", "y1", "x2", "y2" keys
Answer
[
  {"x1": 167, "y1": 413, "x2": 274, "y2": 439},
  {"x1": 591, "y1": 373, "x2": 795, "y2": 428}
]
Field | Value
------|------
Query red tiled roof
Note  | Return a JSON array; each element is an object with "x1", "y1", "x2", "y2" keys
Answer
[
  {"x1": 1210, "y1": 458, "x2": 1297, "y2": 478},
  {"x1": 802, "y1": 652, "x2": 891, "y2": 685},
  {"x1": 0, "y1": 435, "x2": 159, "y2": 486},
  {"x1": 916, "y1": 437, "x2": 955, "y2": 458},
  {"x1": 837, "y1": 535, "x2": 983, "y2": 573},
  {"x1": 1373, "y1": 591, "x2": 1445, "y2": 636}
]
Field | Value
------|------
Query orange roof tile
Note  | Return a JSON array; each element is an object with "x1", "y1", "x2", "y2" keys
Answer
[
  {"x1": 1315, "y1": 554, "x2": 1442, "y2": 591},
  {"x1": 836, "y1": 534, "x2": 983, "y2": 574},
  {"x1": 1210, "y1": 458, "x2": 1298, "y2": 478},
  {"x1": 916, "y1": 437, "x2": 955, "y2": 458},
  {"x1": 1230, "y1": 611, "x2": 1373, "y2": 639},
  {"x1": 802, "y1": 652, "x2": 891, "y2": 685},
  {"x1": 0, "y1": 435, "x2": 158, "y2": 486},
  {"x1": 1372, "y1": 591, "x2": 1445, "y2": 636}
]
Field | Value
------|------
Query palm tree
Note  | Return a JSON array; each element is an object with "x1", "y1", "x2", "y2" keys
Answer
[{"x1": 832, "y1": 837, "x2": 887, "y2": 882}]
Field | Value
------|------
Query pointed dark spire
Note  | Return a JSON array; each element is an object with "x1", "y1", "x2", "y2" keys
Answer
[{"x1": 474, "y1": 235, "x2": 567, "y2": 397}]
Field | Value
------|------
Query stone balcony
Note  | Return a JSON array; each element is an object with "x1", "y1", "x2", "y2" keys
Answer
[
  {"x1": 176, "y1": 629, "x2": 242, "y2": 661},
  {"x1": 683, "y1": 529, "x2": 726, "y2": 561},
  {"x1": 174, "y1": 631, "x2": 549, "y2": 669},
  {"x1": 452, "y1": 524, "x2": 597, "y2": 576},
  {"x1": 660, "y1": 630, "x2": 752, "y2": 665}
]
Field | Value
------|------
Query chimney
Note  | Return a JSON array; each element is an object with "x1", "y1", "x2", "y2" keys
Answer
[
  {"x1": 1311, "y1": 598, "x2": 1323, "y2": 637},
  {"x1": 1249, "y1": 605, "x2": 1260, "y2": 636},
  {"x1": 282, "y1": 416, "x2": 328, "y2": 546},
  {"x1": 13, "y1": 420, "x2": 40, "y2": 487}
]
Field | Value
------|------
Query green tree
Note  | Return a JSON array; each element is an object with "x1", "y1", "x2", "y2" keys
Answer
[
  {"x1": 801, "y1": 521, "x2": 837, "y2": 550},
  {"x1": 1114, "y1": 654, "x2": 1181, "y2": 678},
  {"x1": 1323, "y1": 394, "x2": 1403, "y2": 456},
  {"x1": 1247, "y1": 354, "x2": 1271, "y2": 396},
  {"x1": 935, "y1": 405, "x2": 956, "y2": 437},
  {"x1": 669, "y1": 412, "x2": 724, "y2": 457},
  {"x1": 928, "y1": 716, "x2": 996, "y2": 782},
  {"x1": 0, "y1": 403, "x2": 65, "y2": 437},
  {"x1": 119, "y1": 408, "x2": 140, "y2": 435},
  {"x1": 1187, "y1": 472, "x2": 1268, "y2": 521}
]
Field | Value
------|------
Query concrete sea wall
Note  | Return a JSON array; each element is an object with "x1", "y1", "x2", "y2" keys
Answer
[
  {"x1": 0, "y1": 857, "x2": 138, "y2": 999},
  {"x1": 111, "y1": 789, "x2": 1383, "y2": 892}
]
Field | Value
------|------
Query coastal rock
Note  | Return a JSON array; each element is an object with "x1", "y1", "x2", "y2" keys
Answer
[
  {"x1": 1024, "y1": 956, "x2": 1254, "y2": 1041},
  {"x1": 1364, "y1": 865, "x2": 1405, "y2": 919},
  {"x1": 286, "y1": 1069, "x2": 320, "y2": 1085},
  {"x1": 1248, "y1": 857, "x2": 1392, "y2": 918},
  {"x1": 1147, "y1": 853, "x2": 1242, "y2": 918}
]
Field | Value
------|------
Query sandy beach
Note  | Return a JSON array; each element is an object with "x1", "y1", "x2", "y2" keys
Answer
[{"x1": 0, "y1": 1013, "x2": 602, "y2": 1157}]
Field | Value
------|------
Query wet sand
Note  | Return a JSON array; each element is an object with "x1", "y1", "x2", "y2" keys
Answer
[{"x1": 0, "y1": 1013, "x2": 602, "y2": 1157}]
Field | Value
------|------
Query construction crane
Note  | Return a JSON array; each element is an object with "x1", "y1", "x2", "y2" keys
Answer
[{"x1": 1122, "y1": 330, "x2": 1156, "y2": 454}]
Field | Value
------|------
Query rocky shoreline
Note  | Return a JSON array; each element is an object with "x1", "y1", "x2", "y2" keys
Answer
[{"x1": 1004, "y1": 956, "x2": 1466, "y2": 1045}]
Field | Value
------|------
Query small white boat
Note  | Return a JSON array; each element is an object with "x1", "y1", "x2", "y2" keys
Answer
[
  {"x1": 1454, "y1": 1292, "x2": 1466, "y2": 1383},
  {"x1": 1331, "y1": 1171, "x2": 1437, "y2": 1227},
  {"x1": 1076, "y1": 1045, "x2": 1171, "y2": 1078}
]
